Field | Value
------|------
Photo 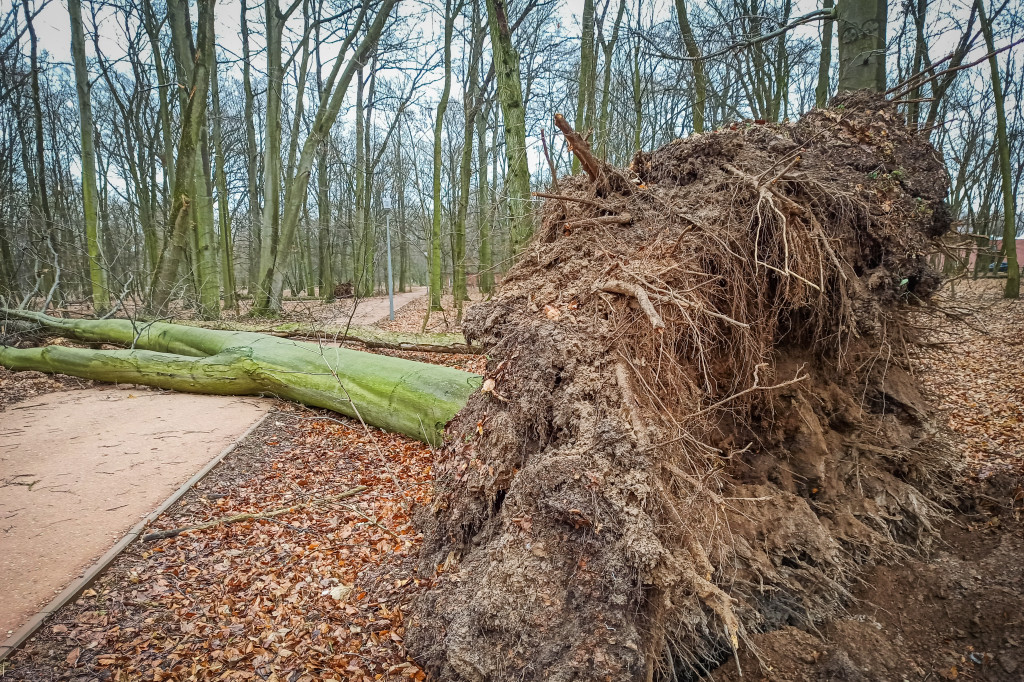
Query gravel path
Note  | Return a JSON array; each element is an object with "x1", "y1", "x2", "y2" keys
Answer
[{"x1": 329, "y1": 286, "x2": 428, "y2": 326}]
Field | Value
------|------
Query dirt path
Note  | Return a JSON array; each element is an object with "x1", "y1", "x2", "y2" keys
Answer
[
  {"x1": 0, "y1": 387, "x2": 269, "y2": 648},
  {"x1": 330, "y1": 286, "x2": 427, "y2": 326}
]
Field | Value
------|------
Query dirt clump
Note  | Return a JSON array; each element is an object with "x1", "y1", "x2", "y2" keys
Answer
[{"x1": 407, "y1": 92, "x2": 959, "y2": 681}]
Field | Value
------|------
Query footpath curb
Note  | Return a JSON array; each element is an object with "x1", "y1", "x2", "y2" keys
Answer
[{"x1": 0, "y1": 410, "x2": 273, "y2": 662}]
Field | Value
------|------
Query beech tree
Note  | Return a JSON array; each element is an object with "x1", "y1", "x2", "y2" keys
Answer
[{"x1": 68, "y1": 0, "x2": 109, "y2": 313}]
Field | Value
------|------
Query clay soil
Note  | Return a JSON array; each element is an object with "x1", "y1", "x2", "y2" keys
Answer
[{"x1": 714, "y1": 280, "x2": 1024, "y2": 682}]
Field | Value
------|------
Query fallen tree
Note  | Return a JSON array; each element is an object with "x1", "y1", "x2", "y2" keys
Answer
[
  {"x1": 406, "y1": 93, "x2": 959, "y2": 681},
  {"x1": 183, "y1": 320, "x2": 484, "y2": 355},
  {"x1": 1, "y1": 92, "x2": 959, "y2": 681},
  {"x1": 0, "y1": 310, "x2": 480, "y2": 444}
]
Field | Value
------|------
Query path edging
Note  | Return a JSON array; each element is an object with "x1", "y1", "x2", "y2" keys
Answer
[{"x1": 0, "y1": 410, "x2": 274, "y2": 662}]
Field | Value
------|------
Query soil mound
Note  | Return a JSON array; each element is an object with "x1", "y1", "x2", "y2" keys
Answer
[{"x1": 408, "y1": 92, "x2": 956, "y2": 681}]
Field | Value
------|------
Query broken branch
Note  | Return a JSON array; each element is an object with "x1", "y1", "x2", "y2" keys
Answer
[{"x1": 141, "y1": 486, "x2": 368, "y2": 541}]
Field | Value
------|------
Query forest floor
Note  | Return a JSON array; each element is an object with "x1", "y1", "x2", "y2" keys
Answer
[{"x1": 0, "y1": 280, "x2": 1020, "y2": 681}]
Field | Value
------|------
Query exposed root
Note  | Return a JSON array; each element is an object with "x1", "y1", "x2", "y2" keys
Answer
[
  {"x1": 409, "y1": 92, "x2": 956, "y2": 681},
  {"x1": 601, "y1": 281, "x2": 666, "y2": 331}
]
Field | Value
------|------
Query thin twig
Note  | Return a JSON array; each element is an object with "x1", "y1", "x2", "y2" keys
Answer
[
  {"x1": 532, "y1": 191, "x2": 610, "y2": 210},
  {"x1": 683, "y1": 365, "x2": 808, "y2": 420},
  {"x1": 141, "y1": 486, "x2": 368, "y2": 541}
]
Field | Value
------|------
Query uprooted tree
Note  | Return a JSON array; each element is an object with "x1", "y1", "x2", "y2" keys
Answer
[
  {"x1": 406, "y1": 92, "x2": 957, "y2": 681},
  {"x1": 0, "y1": 312, "x2": 479, "y2": 444},
  {"x1": 1, "y1": 93, "x2": 956, "y2": 680}
]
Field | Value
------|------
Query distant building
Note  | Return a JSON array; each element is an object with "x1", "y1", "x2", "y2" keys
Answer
[{"x1": 931, "y1": 234, "x2": 1023, "y2": 277}]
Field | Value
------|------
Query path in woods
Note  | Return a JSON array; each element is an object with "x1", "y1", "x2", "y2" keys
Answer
[
  {"x1": 0, "y1": 387, "x2": 269, "y2": 649},
  {"x1": 328, "y1": 286, "x2": 427, "y2": 326}
]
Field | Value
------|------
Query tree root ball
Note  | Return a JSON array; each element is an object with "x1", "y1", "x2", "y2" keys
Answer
[{"x1": 407, "y1": 92, "x2": 957, "y2": 681}]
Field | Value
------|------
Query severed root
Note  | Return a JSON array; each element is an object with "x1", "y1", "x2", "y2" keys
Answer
[{"x1": 599, "y1": 280, "x2": 665, "y2": 331}]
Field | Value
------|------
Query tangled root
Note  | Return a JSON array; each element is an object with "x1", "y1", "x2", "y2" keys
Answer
[{"x1": 408, "y1": 92, "x2": 957, "y2": 681}]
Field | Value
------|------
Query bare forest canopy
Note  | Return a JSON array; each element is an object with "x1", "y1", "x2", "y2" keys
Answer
[
  {"x1": 2, "y1": 0, "x2": 1024, "y2": 679},
  {"x1": 0, "y1": 0, "x2": 1021, "y2": 319}
]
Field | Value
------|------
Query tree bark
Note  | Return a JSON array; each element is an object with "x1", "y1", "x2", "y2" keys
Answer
[
  {"x1": 597, "y1": 0, "x2": 626, "y2": 158},
  {"x1": 430, "y1": 0, "x2": 460, "y2": 311},
  {"x1": 975, "y1": 0, "x2": 1019, "y2": 298},
  {"x1": 674, "y1": 0, "x2": 706, "y2": 133},
  {"x1": 211, "y1": 57, "x2": 237, "y2": 311},
  {"x1": 1, "y1": 310, "x2": 481, "y2": 444},
  {"x1": 68, "y1": 0, "x2": 110, "y2": 314},
  {"x1": 484, "y1": 0, "x2": 533, "y2": 255},
  {"x1": 477, "y1": 104, "x2": 494, "y2": 294},
  {"x1": 573, "y1": 0, "x2": 596, "y2": 172},
  {"x1": 240, "y1": 0, "x2": 260, "y2": 292},
  {"x1": 455, "y1": 0, "x2": 484, "y2": 313},
  {"x1": 22, "y1": 0, "x2": 57, "y2": 306},
  {"x1": 815, "y1": 0, "x2": 834, "y2": 107},
  {"x1": 836, "y1": 0, "x2": 886, "y2": 91}
]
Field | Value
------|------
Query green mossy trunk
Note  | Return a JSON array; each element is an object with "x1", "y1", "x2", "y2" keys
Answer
[
  {"x1": 485, "y1": 0, "x2": 533, "y2": 255},
  {"x1": 69, "y1": 0, "x2": 110, "y2": 315},
  {"x1": 1, "y1": 311, "x2": 480, "y2": 445}
]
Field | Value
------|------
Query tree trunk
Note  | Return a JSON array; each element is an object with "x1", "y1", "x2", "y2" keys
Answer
[
  {"x1": 455, "y1": 0, "x2": 483, "y2": 313},
  {"x1": 254, "y1": 0, "x2": 285, "y2": 312},
  {"x1": 906, "y1": 0, "x2": 927, "y2": 128},
  {"x1": 68, "y1": 0, "x2": 110, "y2": 314},
  {"x1": 597, "y1": 0, "x2": 626, "y2": 159},
  {"x1": 975, "y1": 0, "x2": 1019, "y2": 299},
  {"x1": 573, "y1": 0, "x2": 596, "y2": 173},
  {"x1": 632, "y1": 38, "x2": 643, "y2": 150},
  {"x1": 484, "y1": 0, "x2": 533, "y2": 255},
  {"x1": 240, "y1": 0, "x2": 260, "y2": 293},
  {"x1": 397, "y1": 126, "x2": 409, "y2": 293},
  {"x1": 430, "y1": 0, "x2": 459, "y2": 311},
  {"x1": 22, "y1": 0, "x2": 57, "y2": 306},
  {"x1": 354, "y1": 68, "x2": 370, "y2": 296},
  {"x1": 211, "y1": 58, "x2": 237, "y2": 311},
  {"x1": 148, "y1": 0, "x2": 214, "y2": 315},
  {"x1": 317, "y1": 143, "x2": 333, "y2": 301},
  {"x1": 1, "y1": 311, "x2": 480, "y2": 445},
  {"x1": 142, "y1": 0, "x2": 175, "y2": 209},
  {"x1": 195, "y1": 128, "x2": 221, "y2": 319},
  {"x1": 477, "y1": 105, "x2": 494, "y2": 294},
  {"x1": 836, "y1": 0, "x2": 886, "y2": 91},
  {"x1": 674, "y1": 0, "x2": 706, "y2": 133},
  {"x1": 815, "y1": 0, "x2": 834, "y2": 107}
]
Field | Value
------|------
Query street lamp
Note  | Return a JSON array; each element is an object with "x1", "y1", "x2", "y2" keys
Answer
[{"x1": 382, "y1": 197, "x2": 394, "y2": 321}]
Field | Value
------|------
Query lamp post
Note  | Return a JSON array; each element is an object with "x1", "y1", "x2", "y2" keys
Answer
[{"x1": 383, "y1": 197, "x2": 394, "y2": 320}]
